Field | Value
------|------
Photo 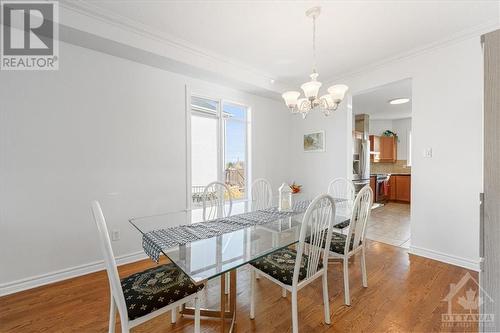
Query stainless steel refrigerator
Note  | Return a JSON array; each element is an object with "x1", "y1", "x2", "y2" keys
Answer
[{"x1": 352, "y1": 114, "x2": 370, "y2": 193}]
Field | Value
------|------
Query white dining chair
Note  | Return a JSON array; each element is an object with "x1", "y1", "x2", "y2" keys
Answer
[
  {"x1": 250, "y1": 178, "x2": 273, "y2": 282},
  {"x1": 327, "y1": 185, "x2": 373, "y2": 306},
  {"x1": 249, "y1": 194, "x2": 337, "y2": 333},
  {"x1": 202, "y1": 181, "x2": 233, "y2": 293},
  {"x1": 202, "y1": 181, "x2": 233, "y2": 221},
  {"x1": 251, "y1": 178, "x2": 273, "y2": 211},
  {"x1": 327, "y1": 177, "x2": 355, "y2": 217},
  {"x1": 91, "y1": 201, "x2": 203, "y2": 333}
]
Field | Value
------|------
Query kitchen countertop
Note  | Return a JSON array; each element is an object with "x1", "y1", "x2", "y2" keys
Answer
[{"x1": 370, "y1": 173, "x2": 411, "y2": 176}]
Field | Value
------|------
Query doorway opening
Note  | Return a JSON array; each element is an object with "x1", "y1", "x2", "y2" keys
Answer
[
  {"x1": 352, "y1": 78, "x2": 412, "y2": 248},
  {"x1": 189, "y1": 95, "x2": 250, "y2": 209}
]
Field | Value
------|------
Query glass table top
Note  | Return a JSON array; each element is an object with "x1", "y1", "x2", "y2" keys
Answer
[{"x1": 129, "y1": 197, "x2": 350, "y2": 284}]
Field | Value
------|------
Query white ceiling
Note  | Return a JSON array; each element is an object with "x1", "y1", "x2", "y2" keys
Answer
[
  {"x1": 81, "y1": 0, "x2": 498, "y2": 87},
  {"x1": 353, "y1": 79, "x2": 412, "y2": 120}
]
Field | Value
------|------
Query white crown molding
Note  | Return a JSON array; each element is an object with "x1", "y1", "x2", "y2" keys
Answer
[
  {"x1": 58, "y1": 0, "x2": 284, "y2": 96},
  {"x1": 0, "y1": 250, "x2": 148, "y2": 297},
  {"x1": 60, "y1": 1, "x2": 274, "y2": 79},
  {"x1": 58, "y1": 1, "x2": 498, "y2": 98},
  {"x1": 324, "y1": 19, "x2": 500, "y2": 85}
]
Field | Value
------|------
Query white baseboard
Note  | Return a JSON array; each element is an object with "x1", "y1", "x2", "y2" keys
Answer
[
  {"x1": 0, "y1": 251, "x2": 148, "y2": 297},
  {"x1": 409, "y1": 245, "x2": 480, "y2": 272}
]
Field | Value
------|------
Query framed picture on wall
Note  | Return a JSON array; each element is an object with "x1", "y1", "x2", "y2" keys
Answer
[{"x1": 303, "y1": 130, "x2": 325, "y2": 152}]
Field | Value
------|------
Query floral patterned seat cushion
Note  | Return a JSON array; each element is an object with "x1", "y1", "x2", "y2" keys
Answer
[
  {"x1": 305, "y1": 232, "x2": 357, "y2": 255},
  {"x1": 249, "y1": 248, "x2": 322, "y2": 285},
  {"x1": 329, "y1": 232, "x2": 357, "y2": 254},
  {"x1": 121, "y1": 263, "x2": 204, "y2": 320}
]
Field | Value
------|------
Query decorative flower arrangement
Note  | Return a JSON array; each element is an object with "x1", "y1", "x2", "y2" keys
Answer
[
  {"x1": 290, "y1": 182, "x2": 302, "y2": 194},
  {"x1": 382, "y1": 130, "x2": 399, "y2": 142},
  {"x1": 382, "y1": 130, "x2": 397, "y2": 137}
]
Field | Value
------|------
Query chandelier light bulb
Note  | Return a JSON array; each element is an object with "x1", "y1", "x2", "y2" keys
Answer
[
  {"x1": 301, "y1": 73, "x2": 322, "y2": 100},
  {"x1": 328, "y1": 84, "x2": 349, "y2": 102},
  {"x1": 282, "y1": 91, "x2": 301, "y2": 107}
]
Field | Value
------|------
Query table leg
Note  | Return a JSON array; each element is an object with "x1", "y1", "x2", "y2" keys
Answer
[
  {"x1": 220, "y1": 274, "x2": 226, "y2": 333},
  {"x1": 180, "y1": 269, "x2": 238, "y2": 333},
  {"x1": 229, "y1": 270, "x2": 237, "y2": 332}
]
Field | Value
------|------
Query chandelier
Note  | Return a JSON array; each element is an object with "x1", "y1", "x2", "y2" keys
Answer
[{"x1": 282, "y1": 7, "x2": 349, "y2": 119}]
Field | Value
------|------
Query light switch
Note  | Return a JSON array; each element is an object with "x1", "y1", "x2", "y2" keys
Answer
[
  {"x1": 111, "y1": 229, "x2": 120, "y2": 241},
  {"x1": 423, "y1": 148, "x2": 433, "y2": 158}
]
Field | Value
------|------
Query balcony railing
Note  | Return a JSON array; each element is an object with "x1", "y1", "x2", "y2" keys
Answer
[{"x1": 191, "y1": 167, "x2": 246, "y2": 205}]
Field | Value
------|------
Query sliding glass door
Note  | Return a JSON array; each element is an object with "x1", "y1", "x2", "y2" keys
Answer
[{"x1": 190, "y1": 95, "x2": 249, "y2": 207}]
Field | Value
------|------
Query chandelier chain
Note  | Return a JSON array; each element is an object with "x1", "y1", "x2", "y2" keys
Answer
[{"x1": 312, "y1": 15, "x2": 316, "y2": 74}]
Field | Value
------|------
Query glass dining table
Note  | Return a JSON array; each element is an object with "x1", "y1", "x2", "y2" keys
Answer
[{"x1": 129, "y1": 196, "x2": 350, "y2": 333}]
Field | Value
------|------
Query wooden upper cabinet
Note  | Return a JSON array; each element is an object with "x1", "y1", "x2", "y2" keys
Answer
[
  {"x1": 371, "y1": 136, "x2": 397, "y2": 163},
  {"x1": 395, "y1": 175, "x2": 411, "y2": 202},
  {"x1": 379, "y1": 136, "x2": 397, "y2": 162},
  {"x1": 369, "y1": 135, "x2": 381, "y2": 162}
]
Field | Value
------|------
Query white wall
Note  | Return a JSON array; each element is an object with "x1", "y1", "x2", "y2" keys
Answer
[
  {"x1": 369, "y1": 119, "x2": 393, "y2": 137},
  {"x1": 369, "y1": 118, "x2": 412, "y2": 160},
  {"x1": 338, "y1": 36, "x2": 483, "y2": 270},
  {"x1": 288, "y1": 97, "x2": 352, "y2": 196},
  {"x1": 0, "y1": 41, "x2": 291, "y2": 292},
  {"x1": 393, "y1": 118, "x2": 412, "y2": 161}
]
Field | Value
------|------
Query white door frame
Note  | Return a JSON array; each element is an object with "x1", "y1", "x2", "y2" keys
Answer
[{"x1": 185, "y1": 86, "x2": 251, "y2": 209}]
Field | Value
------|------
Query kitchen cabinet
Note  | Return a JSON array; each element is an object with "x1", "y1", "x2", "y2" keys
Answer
[
  {"x1": 395, "y1": 175, "x2": 411, "y2": 202},
  {"x1": 388, "y1": 176, "x2": 397, "y2": 201},
  {"x1": 388, "y1": 175, "x2": 411, "y2": 203},
  {"x1": 379, "y1": 136, "x2": 397, "y2": 162},
  {"x1": 369, "y1": 135, "x2": 380, "y2": 162},
  {"x1": 369, "y1": 135, "x2": 397, "y2": 163},
  {"x1": 370, "y1": 176, "x2": 376, "y2": 196}
]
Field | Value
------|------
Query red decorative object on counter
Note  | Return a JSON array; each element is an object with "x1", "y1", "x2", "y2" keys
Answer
[{"x1": 290, "y1": 182, "x2": 302, "y2": 194}]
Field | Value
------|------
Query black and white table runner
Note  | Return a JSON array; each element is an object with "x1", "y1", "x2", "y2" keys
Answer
[{"x1": 142, "y1": 200, "x2": 347, "y2": 262}]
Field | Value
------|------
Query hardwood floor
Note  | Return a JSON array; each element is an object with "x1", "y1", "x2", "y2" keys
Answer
[{"x1": 0, "y1": 240, "x2": 478, "y2": 333}]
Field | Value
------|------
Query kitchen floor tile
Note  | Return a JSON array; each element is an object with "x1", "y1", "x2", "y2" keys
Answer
[{"x1": 366, "y1": 202, "x2": 410, "y2": 248}]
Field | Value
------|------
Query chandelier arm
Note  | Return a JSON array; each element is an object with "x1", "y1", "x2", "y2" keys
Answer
[{"x1": 318, "y1": 96, "x2": 327, "y2": 110}]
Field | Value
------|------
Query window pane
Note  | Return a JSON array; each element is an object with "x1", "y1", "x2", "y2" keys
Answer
[
  {"x1": 223, "y1": 102, "x2": 247, "y2": 121},
  {"x1": 191, "y1": 115, "x2": 218, "y2": 205},
  {"x1": 224, "y1": 112, "x2": 247, "y2": 199},
  {"x1": 192, "y1": 96, "x2": 218, "y2": 114}
]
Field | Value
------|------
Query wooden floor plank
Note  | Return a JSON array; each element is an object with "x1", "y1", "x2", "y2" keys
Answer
[{"x1": 0, "y1": 241, "x2": 478, "y2": 332}]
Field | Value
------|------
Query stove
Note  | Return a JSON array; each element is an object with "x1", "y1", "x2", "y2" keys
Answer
[{"x1": 372, "y1": 174, "x2": 390, "y2": 203}]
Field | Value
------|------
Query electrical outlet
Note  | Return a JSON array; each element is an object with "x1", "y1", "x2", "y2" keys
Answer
[
  {"x1": 423, "y1": 148, "x2": 433, "y2": 158},
  {"x1": 111, "y1": 229, "x2": 120, "y2": 241}
]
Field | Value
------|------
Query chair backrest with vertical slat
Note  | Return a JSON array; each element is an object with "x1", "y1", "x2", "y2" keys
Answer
[
  {"x1": 327, "y1": 178, "x2": 355, "y2": 217},
  {"x1": 345, "y1": 186, "x2": 373, "y2": 253},
  {"x1": 202, "y1": 181, "x2": 233, "y2": 221},
  {"x1": 251, "y1": 178, "x2": 273, "y2": 211},
  {"x1": 91, "y1": 201, "x2": 128, "y2": 324},
  {"x1": 293, "y1": 194, "x2": 336, "y2": 286}
]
